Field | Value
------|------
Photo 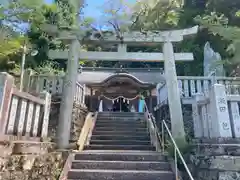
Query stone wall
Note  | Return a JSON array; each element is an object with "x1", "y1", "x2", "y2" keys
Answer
[
  {"x1": 181, "y1": 105, "x2": 240, "y2": 180},
  {"x1": 159, "y1": 105, "x2": 240, "y2": 180},
  {"x1": 184, "y1": 139, "x2": 240, "y2": 180},
  {"x1": 48, "y1": 97, "x2": 88, "y2": 146},
  {"x1": 70, "y1": 103, "x2": 88, "y2": 144},
  {"x1": 182, "y1": 105, "x2": 194, "y2": 139},
  {"x1": 0, "y1": 151, "x2": 69, "y2": 180},
  {"x1": 48, "y1": 97, "x2": 61, "y2": 141},
  {"x1": 154, "y1": 104, "x2": 194, "y2": 138}
]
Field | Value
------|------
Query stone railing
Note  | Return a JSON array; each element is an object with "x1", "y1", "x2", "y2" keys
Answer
[
  {"x1": 6, "y1": 88, "x2": 51, "y2": 138},
  {"x1": 157, "y1": 82, "x2": 168, "y2": 106},
  {"x1": 28, "y1": 73, "x2": 64, "y2": 95},
  {"x1": 74, "y1": 82, "x2": 85, "y2": 106},
  {"x1": 178, "y1": 76, "x2": 240, "y2": 97},
  {"x1": 23, "y1": 71, "x2": 86, "y2": 105},
  {"x1": 0, "y1": 72, "x2": 51, "y2": 138},
  {"x1": 192, "y1": 83, "x2": 240, "y2": 139},
  {"x1": 0, "y1": 72, "x2": 53, "y2": 157},
  {"x1": 156, "y1": 76, "x2": 240, "y2": 106}
]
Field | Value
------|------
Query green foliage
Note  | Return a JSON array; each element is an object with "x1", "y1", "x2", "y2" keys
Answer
[
  {"x1": 195, "y1": 12, "x2": 240, "y2": 71},
  {"x1": 33, "y1": 61, "x2": 64, "y2": 75},
  {"x1": 2, "y1": 0, "x2": 240, "y2": 76},
  {"x1": 26, "y1": 0, "x2": 80, "y2": 71},
  {"x1": 2, "y1": 0, "x2": 45, "y2": 30},
  {"x1": 131, "y1": 0, "x2": 181, "y2": 31},
  {"x1": 166, "y1": 137, "x2": 189, "y2": 157},
  {"x1": 165, "y1": 137, "x2": 192, "y2": 170},
  {"x1": 236, "y1": 11, "x2": 240, "y2": 17}
]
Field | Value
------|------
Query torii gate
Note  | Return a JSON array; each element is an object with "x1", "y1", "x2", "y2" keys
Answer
[{"x1": 45, "y1": 25, "x2": 198, "y2": 148}]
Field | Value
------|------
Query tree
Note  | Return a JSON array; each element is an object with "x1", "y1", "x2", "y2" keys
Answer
[
  {"x1": 26, "y1": 0, "x2": 92, "y2": 71},
  {"x1": 131, "y1": 0, "x2": 181, "y2": 31},
  {"x1": 0, "y1": 0, "x2": 46, "y2": 72},
  {"x1": 195, "y1": 12, "x2": 240, "y2": 75},
  {"x1": 0, "y1": 26, "x2": 23, "y2": 71}
]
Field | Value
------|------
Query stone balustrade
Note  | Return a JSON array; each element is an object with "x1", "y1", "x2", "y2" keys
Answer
[
  {"x1": 0, "y1": 72, "x2": 51, "y2": 139},
  {"x1": 23, "y1": 71, "x2": 86, "y2": 106},
  {"x1": 155, "y1": 76, "x2": 240, "y2": 140},
  {"x1": 74, "y1": 82, "x2": 85, "y2": 106},
  {"x1": 28, "y1": 73, "x2": 64, "y2": 95},
  {"x1": 193, "y1": 84, "x2": 240, "y2": 139},
  {"x1": 156, "y1": 76, "x2": 240, "y2": 107},
  {"x1": 178, "y1": 76, "x2": 240, "y2": 97}
]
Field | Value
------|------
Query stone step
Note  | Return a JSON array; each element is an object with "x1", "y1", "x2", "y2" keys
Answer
[
  {"x1": 71, "y1": 160, "x2": 171, "y2": 171},
  {"x1": 92, "y1": 130, "x2": 148, "y2": 136},
  {"x1": 74, "y1": 151, "x2": 166, "y2": 161},
  {"x1": 97, "y1": 116, "x2": 145, "y2": 121},
  {"x1": 84, "y1": 144, "x2": 156, "y2": 151},
  {"x1": 94, "y1": 127, "x2": 147, "y2": 132},
  {"x1": 90, "y1": 140, "x2": 151, "y2": 146},
  {"x1": 94, "y1": 125, "x2": 147, "y2": 130},
  {"x1": 67, "y1": 169, "x2": 174, "y2": 180},
  {"x1": 91, "y1": 135, "x2": 150, "y2": 141},
  {"x1": 95, "y1": 120, "x2": 146, "y2": 126},
  {"x1": 98, "y1": 112, "x2": 144, "y2": 116},
  {"x1": 97, "y1": 116, "x2": 144, "y2": 120},
  {"x1": 96, "y1": 119, "x2": 145, "y2": 123}
]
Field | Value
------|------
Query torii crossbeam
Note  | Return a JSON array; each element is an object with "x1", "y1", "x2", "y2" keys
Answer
[{"x1": 49, "y1": 50, "x2": 194, "y2": 62}]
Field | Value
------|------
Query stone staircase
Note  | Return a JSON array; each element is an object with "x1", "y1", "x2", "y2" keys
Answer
[{"x1": 67, "y1": 112, "x2": 175, "y2": 180}]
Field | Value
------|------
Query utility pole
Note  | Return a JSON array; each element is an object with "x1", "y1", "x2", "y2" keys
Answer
[
  {"x1": 19, "y1": 44, "x2": 27, "y2": 91},
  {"x1": 19, "y1": 42, "x2": 38, "y2": 91}
]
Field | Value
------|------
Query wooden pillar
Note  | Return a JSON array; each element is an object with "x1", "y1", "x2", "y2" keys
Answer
[{"x1": 149, "y1": 90, "x2": 153, "y2": 113}]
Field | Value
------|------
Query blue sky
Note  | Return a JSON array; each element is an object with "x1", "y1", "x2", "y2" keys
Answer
[{"x1": 45, "y1": 0, "x2": 136, "y2": 20}]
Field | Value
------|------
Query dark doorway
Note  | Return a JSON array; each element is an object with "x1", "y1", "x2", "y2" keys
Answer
[{"x1": 112, "y1": 98, "x2": 129, "y2": 112}]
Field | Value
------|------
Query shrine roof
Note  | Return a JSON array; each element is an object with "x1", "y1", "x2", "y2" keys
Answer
[{"x1": 77, "y1": 68, "x2": 165, "y2": 85}]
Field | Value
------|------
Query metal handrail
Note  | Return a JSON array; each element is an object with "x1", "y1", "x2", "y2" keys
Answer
[
  {"x1": 143, "y1": 101, "x2": 194, "y2": 180},
  {"x1": 161, "y1": 119, "x2": 194, "y2": 180}
]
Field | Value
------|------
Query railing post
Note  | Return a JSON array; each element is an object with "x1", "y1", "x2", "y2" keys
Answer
[
  {"x1": 162, "y1": 121, "x2": 165, "y2": 153},
  {"x1": 40, "y1": 91, "x2": 51, "y2": 138},
  {"x1": 22, "y1": 69, "x2": 33, "y2": 92},
  {"x1": 209, "y1": 84, "x2": 232, "y2": 137},
  {"x1": 0, "y1": 72, "x2": 14, "y2": 135},
  {"x1": 83, "y1": 84, "x2": 86, "y2": 105},
  {"x1": 7, "y1": 95, "x2": 19, "y2": 134},
  {"x1": 174, "y1": 147, "x2": 178, "y2": 180}
]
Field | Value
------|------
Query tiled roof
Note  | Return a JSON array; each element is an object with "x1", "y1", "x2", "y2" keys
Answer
[{"x1": 77, "y1": 71, "x2": 165, "y2": 84}]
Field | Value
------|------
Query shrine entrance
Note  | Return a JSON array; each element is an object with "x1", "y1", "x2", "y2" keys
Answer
[
  {"x1": 112, "y1": 97, "x2": 129, "y2": 112},
  {"x1": 46, "y1": 23, "x2": 199, "y2": 147},
  {"x1": 85, "y1": 72, "x2": 155, "y2": 112}
]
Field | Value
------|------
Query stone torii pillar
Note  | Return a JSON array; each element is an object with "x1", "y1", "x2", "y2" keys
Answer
[
  {"x1": 163, "y1": 41, "x2": 185, "y2": 138},
  {"x1": 57, "y1": 37, "x2": 80, "y2": 148},
  {"x1": 161, "y1": 26, "x2": 198, "y2": 139},
  {"x1": 42, "y1": 0, "x2": 84, "y2": 148}
]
